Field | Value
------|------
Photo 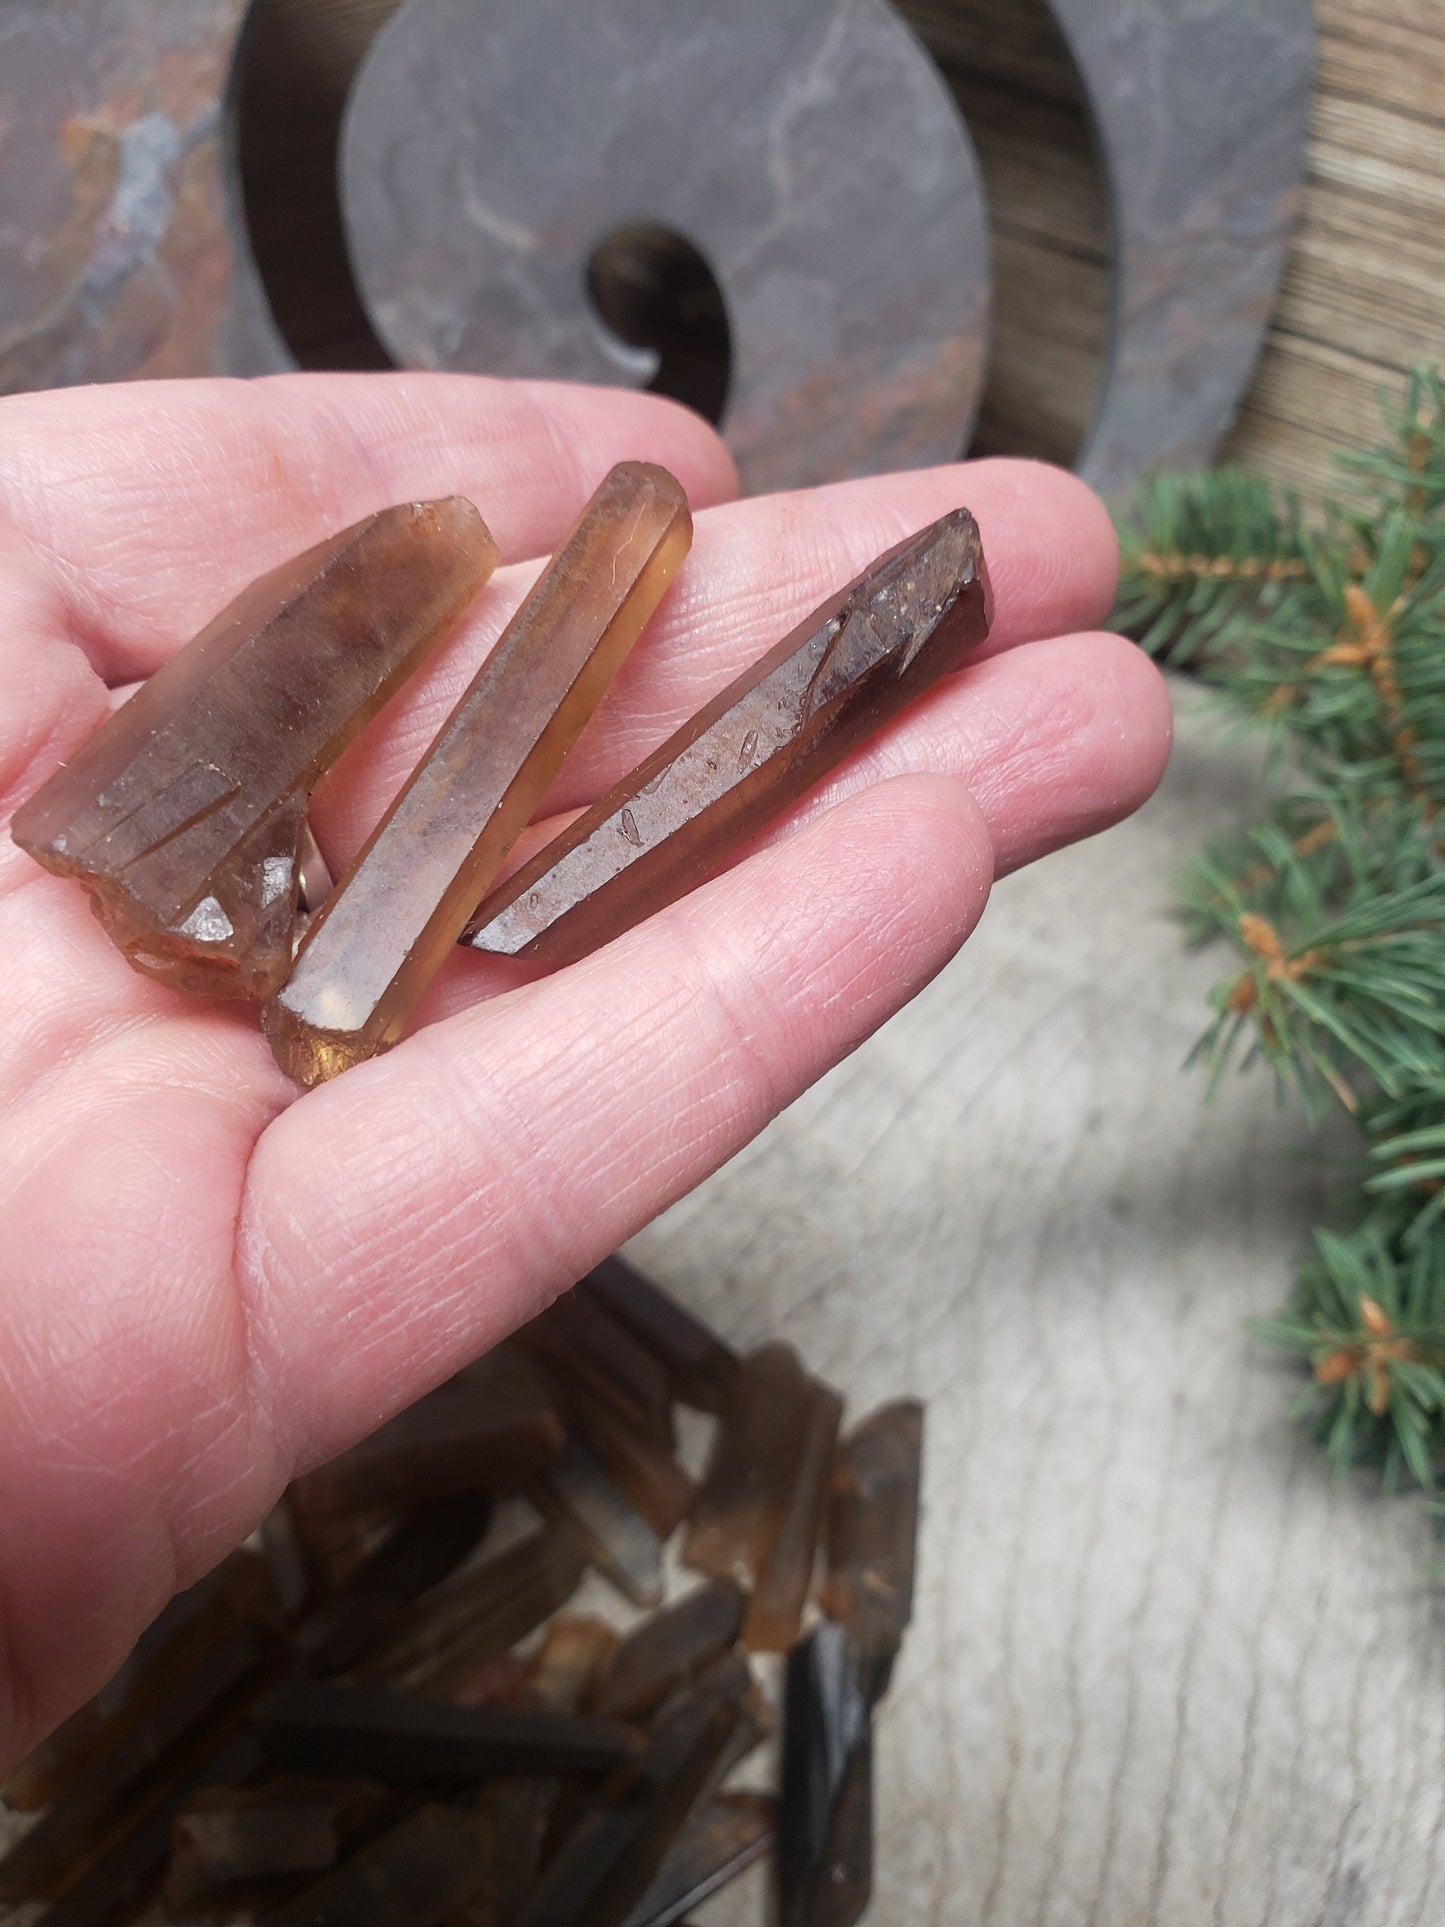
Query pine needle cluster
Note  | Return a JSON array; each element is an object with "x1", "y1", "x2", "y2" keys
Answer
[{"x1": 1112, "y1": 368, "x2": 1445, "y2": 1488}]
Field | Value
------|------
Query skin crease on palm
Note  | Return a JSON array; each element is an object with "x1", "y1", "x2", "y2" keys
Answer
[{"x1": 0, "y1": 372, "x2": 1172, "y2": 1769}]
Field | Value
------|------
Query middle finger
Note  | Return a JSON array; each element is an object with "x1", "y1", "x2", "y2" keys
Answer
[{"x1": 309, "y1": 458, "x2": 1119, "y2": 872}]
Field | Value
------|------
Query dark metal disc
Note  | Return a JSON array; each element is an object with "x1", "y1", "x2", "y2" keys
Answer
[{"x1": 340, "y1": 0, "x2": 991, "y2": 493}]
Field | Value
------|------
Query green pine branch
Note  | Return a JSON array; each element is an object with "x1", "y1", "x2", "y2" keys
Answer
[{"x1": 1112, "y1": 365, "x2": 1445, "y2": 1489}]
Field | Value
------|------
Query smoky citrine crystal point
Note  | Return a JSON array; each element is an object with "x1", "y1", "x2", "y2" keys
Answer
[
  {"x1": 265, "y1": 462, "x2": 692, "y2": 1084},
  {"x1": 743, "y1": 1377, "x2": 843, "y2": 1654},
  {"x1": 12, "y1": 500, "x2": 498, "y2": 1000},
  {"x1": 821, "y1": 1400, "x2": 923, "y2": 1702},
  {"x1": 683, "y1": 1343, "x2": 811, "y2": 1589},
  {"x1": 466, "y1": 506, "x2": 991, "y2": 965}
]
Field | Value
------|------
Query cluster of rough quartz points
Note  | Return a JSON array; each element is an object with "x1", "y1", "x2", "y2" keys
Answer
[
  {"x1": 0, "y1": 1258, "x2": 922, "y2": 1927},
  {"x1": 11, "y1": 479, "x2": 989, "y2": 1082}
]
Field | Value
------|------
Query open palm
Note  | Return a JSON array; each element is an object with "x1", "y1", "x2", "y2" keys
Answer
[{"x1": 0, "y1": 373, "x2": 1169, "y2": 1765}]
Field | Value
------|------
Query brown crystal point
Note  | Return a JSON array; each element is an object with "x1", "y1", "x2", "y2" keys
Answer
[
  {"x1": 256, "y1": 1804, "x2": 489, "y2": 1927},
  {"x1": 523, "y1": 1615, "x2": 622, "y2": 1716},
  {"x1": 682, "y1": 1343, "x2": 811, "y2": 1588},
  {"x1": 265, "y1": 462, "x2": 692, "y2": 1082},
  {"x1": 621, "y1": 1793, "x2": 777, "y2": 1927},
  {"x1": 466, "y1": 507, "x2": 991, "y2": 964},
  {"x1": 293, "y1": 1493, "x2": 493, "y2": 1676},
  {"x1": 163, "y1": 1779, "x2": 379, "y2": 1912},
  {"x1": 370, "y1": 1520, "x2": 587, "y2": 1698},
  {"x1": 514, "y1": 1654, "x2": 751, "y2": 1927},
  {"x1": 256, "y1": 1681, "x2": 640, "y2": 1786},
  {"x1": 520, "y1": 1291, "x2": 677, "y2": 1449},
  {"x1": 559, "y1": 1386, "x2": 697, "y2": 1538},
  {"x1": 593, "y1": 1581, "x2": 745, "y2": 1724},
  {"x1": 820, "y1": 1399, "x2": 923, "y2": 1701},
  {"x1": 534, "y1": 1438, "x2": 666, "y2": 1608},
  {"x1": 12, "y1": 500, "x2": 498, "y2": 999},
  {"x1": 581, "y1": 1258, "x2": 740, "y2": 1414},
  {"x1": 743, "y1": 1377, "x2": 844, "y2": 1654}
]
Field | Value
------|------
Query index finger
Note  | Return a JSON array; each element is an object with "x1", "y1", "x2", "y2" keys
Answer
[
  {"x1": 0, "y1": 372, "x2": 741, "y2": 685},
  {"x1": 0, "y1": 373, "x2": 739, "y2": 816}
]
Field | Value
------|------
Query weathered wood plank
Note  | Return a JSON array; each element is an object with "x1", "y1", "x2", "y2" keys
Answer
[
  {"x1": 638, "y1": 691, "x2": 1445, "y2": 1926},
  {"x1": 1233, "y1": 0, "x2": 1445, "y2": 493}
]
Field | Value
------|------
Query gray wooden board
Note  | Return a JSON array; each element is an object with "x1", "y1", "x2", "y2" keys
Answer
[{"x1": 632, "y1": 686, "x2": 1445, "y2": 1927}]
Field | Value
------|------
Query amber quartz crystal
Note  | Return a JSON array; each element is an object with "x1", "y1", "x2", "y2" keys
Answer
[
  {"x1": 368, "y1": 1520, "x2": 588, "y2": 1697},
  {"x1": 554, "y1": 1384, "x2": 696, "y2": 1537},
  {"x1": 467, "y1": 507, "x2": 991, "y2": 964},
  {"x1": 593, "y1": 1582, "x2": 745, "y2": 1722},
  {"x1": 257, "y1": 1681, "x2": 639, "y2": 1786},
  {"x1": 287, "y1": 1359, "x2": 564, "y2": 1518},
  {"x1": 522, "y1": 1615, "x2": 621, "y2": 1714},
  {"x1": 265, "y1": 464, "x2": 691, "y2": 1083},
  {"x1": 743, "y1": 1378, "x2": 843, "y2": 1653},
  {"x1": 582, "y1": 1258, "x2": 740, "y2": 1414},
  {"x1": 11, "y1": 501, "x2": 497, "y2": 999},
  {"x1": 520, "y1": 1293, "x2": 677, "y2": 1449},
  {"x1": 820, "y1": 1400, "x2": 923, "y2": 1702},
  {"x1": 683, "y1": 1343, "x2": 812, "y2": 1588}
]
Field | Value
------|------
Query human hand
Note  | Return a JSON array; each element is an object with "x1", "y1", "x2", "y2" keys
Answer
[{"x1": 0, "y1": 373, "x2": 1169, "y2": 1763}]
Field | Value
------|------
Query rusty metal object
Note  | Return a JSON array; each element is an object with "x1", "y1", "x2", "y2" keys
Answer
[
  {"x1": 1048, "y1": 0, "x2": 1313, "y2": 490},
  {"x1": 465, "y1": 507, "x2": 990, "y2": 966},
  {"x1": 0, "y1": 0, "x2": 289, "y2": 395},
  {"x1": 0, "y1": 0, "x2": 1310, "y2": 496},
  {"x1": 339, "y1": 0, "x2": 991, "y2": 494}
]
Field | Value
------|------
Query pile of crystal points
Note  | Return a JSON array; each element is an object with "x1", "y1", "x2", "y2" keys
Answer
[
  {"x1": 0, "y1": 1260, "x2": 921, "y2": 1927},
  {"x1": 10, "y1": 481, "x2": 990, "y2": 1088}
]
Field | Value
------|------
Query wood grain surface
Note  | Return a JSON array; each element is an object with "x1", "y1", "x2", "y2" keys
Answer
[
  {"x1": 917, "y1": 0, "x2": 1445, "y2": 505},
  {"x1": 633, "y1": 688, "x2": 1445, "y2": 1926}
]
